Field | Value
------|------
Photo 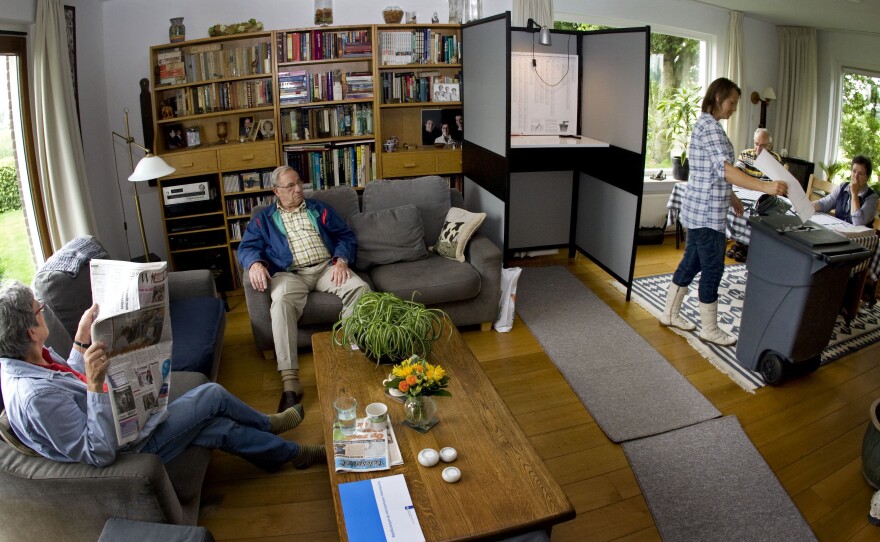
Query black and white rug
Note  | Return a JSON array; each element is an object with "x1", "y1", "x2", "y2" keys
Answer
[{"x1": 614, "y1": 264, "x2": 880, "y2": 391}]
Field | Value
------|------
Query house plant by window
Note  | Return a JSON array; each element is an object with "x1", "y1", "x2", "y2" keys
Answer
[
  {"x1": 331, "y1": 291, "x2": 451, "y2": 364},
  {"x1": 658, "y1": 86, "x2": 701, "y2": 180}
]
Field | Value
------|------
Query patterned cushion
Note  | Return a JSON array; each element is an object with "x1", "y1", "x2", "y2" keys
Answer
[{"x1": 430, "y1": 207, "x2": 486, "y2": 263}]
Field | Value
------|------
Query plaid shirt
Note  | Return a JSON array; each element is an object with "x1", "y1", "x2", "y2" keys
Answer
[
  {"x1": 278, "y1": 200, "x2": 330, "y2": 268},
  {"x1": 734, "y1": 148, "x2": 782, "y2": 180},
  {"x1": 680, "y1": 112, "x2": 734, "y2": 232}
]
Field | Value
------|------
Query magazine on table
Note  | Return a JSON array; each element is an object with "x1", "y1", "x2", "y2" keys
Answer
[
  {"x1": 89, "y1": 259, "x2": 172, "y2": 446},
  {"x1": 333, "y1": 416, "x2": 403, "y2": 473}
]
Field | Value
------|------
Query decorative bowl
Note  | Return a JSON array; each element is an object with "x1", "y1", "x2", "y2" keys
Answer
[{"x1": 383, "y1": 6, "x2": 404, "y2": 24}]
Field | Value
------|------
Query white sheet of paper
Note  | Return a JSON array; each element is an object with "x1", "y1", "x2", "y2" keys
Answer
[{"x1": 755, "y1": 152, "x2": 815, "y2": 222}]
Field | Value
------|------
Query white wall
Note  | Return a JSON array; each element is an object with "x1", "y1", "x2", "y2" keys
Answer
[{"x1": 7, "y1": 0, "x2": 880, "y2": 260}]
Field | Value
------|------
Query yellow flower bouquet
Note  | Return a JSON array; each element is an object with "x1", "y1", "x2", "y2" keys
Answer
[{"x1": 384, "y1": 355, "x2": 451, "y2": 398}]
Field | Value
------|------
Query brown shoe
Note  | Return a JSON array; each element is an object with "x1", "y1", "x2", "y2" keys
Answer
[{"x1": 277, "y1": 390, "x2": 303, "y2": 413}]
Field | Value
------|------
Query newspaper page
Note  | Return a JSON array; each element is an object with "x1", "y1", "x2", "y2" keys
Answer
[
  {"x1": 89, "y1": 260, "x2": 172, "y2": 446},
  {"x1": 333, "y1": 417, "x2": 404, "y2": 473}
]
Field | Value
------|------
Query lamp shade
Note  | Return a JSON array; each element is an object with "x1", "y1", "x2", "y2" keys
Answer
[
  {"x1": 762, "y1": 87, "x2": 776, "y2": 101},
  {"x1": 538, "y1": 26, "x2": 552, "y2": 46},
  {"x1": 128, "y1": 154, "x2": 176, "y2": 182}
]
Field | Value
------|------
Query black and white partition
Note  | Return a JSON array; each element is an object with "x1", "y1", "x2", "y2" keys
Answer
[
  {"x1": 576, "y1": 28, "x2": 650, "y2": 299},
  {"x1": 461, "y1": 13, "x2": 510, "y2": 250},
  {"x1": 462, "y1": 13, "x2": 649, "y2": 299}
]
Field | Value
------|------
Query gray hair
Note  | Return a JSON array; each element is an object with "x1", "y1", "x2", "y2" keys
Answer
[
  {"x1": 270, "y1": 166, "x2": 300, "y2": 187},
  {"x1": 753, "y1": 128, "x2": 772, "y2": 144},
  {"x1": 0, "y1": 280, "x2": 38, "y2": 360}
]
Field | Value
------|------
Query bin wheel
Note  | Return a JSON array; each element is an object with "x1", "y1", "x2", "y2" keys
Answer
[{"x1": 759, "y1": 352, "x2": 787, "y2": 386}]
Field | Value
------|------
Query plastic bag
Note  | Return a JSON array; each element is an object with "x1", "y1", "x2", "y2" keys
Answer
[{"x1": 493, "y1": 267, "x2": 522, "y2": 332}]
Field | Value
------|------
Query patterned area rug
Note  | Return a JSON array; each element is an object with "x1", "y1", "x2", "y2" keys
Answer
[{"x1": 613, "y1": 264, "x2": 880, "y2": 392}]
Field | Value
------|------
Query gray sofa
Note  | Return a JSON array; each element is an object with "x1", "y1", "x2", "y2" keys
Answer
[
  {"x1": 244, "y1": 176, "x2": 502, "y2": 354},
  {"x1": 0, "y1": 238, "x2": 226, "y2": 541}
]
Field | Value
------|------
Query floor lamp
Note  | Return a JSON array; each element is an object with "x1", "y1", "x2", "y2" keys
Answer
[{"x1": 112, "y1": 109, "x2": 175, "y2": 262}]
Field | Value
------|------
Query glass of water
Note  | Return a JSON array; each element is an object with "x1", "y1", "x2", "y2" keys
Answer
[{"x1": 334, "y1": 395, "x2": 357, "y2": 435}]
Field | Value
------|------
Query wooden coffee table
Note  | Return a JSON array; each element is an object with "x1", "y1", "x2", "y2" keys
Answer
[{"x1": 311, "y1": 329, "x2": 575, "y2": 541}]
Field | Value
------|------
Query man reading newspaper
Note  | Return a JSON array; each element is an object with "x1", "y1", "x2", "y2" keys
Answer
[{"x1": 0, "y1": 262, "x2": 325, "y2": 471}]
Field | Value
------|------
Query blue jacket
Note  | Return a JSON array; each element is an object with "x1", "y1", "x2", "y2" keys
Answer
[{"x1": 237, "y1": 199, "x2": 358, "y2": 275}]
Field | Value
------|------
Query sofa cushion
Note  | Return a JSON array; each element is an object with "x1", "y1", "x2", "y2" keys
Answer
[
  {"x1": 306, "y1": 185, "x2": 360, "y2": 220},
  {"x1": 361, "y1": 176, "x2": 451, "y2": 246},
  {"x1": 430, "y1": 207, "x2": 487, "y2": 263},
  {"x1": 369, "y1": 254, "x2": 481, "y2": 306},
  {"x1": 170, "y1": 298, "x2": 224, "y2": 377},
  {"x1": 348, "y1": 205, "x2": 429, "y2": 270}
]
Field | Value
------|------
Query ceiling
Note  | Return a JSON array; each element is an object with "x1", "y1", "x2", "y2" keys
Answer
[{"x1": 695, "y1": 0, "x2": 880, "y2": 35}]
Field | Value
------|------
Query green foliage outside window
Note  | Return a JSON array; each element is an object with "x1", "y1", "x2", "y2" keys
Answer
[
  {"x1": 839, "y1": 72, "x2": 880, "y2": 192},
  {"x1": 0, "y1": 165, "x2": 22, "y2": 213}
]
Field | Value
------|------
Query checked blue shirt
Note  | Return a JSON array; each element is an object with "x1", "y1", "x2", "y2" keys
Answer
[{"x1": 680, "y1": 112, "x2": 735, "y2": 233}]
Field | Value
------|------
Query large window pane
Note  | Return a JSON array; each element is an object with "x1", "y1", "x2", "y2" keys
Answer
[{"x1": 837, "y1": 70, "x2": 880, "y2": 187}]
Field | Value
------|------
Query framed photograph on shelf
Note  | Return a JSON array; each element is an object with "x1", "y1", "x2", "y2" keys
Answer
[
  {"x1": 258, "y1": 118, "x2": 276, "y2": 140},
  {"x1": 443, "y1": 108, "x2": 463, "y2": 143},
  {"x1": 420, "y1": 109, "x2": 442, "y2": 145},
  {"x1": 185, "y1": 126, "x2": 201, "y2": 147},
  {"x1": 164, "y1": 124, "x2": 186, "y2": 150},
  {"x1": 239, "y1": 116, "x2": 255, "y2": 139},
  {"x1": 241, "y1": 172, "x2": 261, "y2": 191},
  {"x1": 432, "y1": 83, "x2": 460, "y2": 103}
]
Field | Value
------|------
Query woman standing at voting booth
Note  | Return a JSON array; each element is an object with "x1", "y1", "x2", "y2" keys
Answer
[{"x1": 659, "y1": 78, "x2": 788, "y2": 346}]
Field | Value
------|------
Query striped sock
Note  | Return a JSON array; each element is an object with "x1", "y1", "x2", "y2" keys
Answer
[
  {"x1": 269, "y1": 404, "x2": 304, "y2": 434},
  {"x1": 292, "y1": 444, "x2": 326, "y2": 470}
]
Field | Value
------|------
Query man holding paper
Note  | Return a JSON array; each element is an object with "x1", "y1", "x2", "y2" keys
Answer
[{"x1": 812, "y1": 155, "x2": 877, "y2": 227}]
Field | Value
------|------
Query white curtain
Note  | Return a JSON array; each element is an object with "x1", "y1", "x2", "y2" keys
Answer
[
  {"x1": 34, "y1": 0, "x2": 98, "y2": 251},
  {"x1": 512, "y1": 0, "x2": 553, "y2": 28},
  {"x1": 725, "y1": 11, "x2": 746, "y2": 151},
  {"x1": 774, "y1": 27, "x2": 817, "y2": 160}
]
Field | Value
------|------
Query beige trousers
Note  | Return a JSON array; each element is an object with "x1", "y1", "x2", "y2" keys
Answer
[{"x1": 269, "y1": 260, "x2": 369, "y2": 371}]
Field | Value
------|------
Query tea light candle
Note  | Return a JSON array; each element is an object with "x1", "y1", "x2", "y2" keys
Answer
[
  {"x1": 442, "y1": 466, "x2": 461, "y2": 483},
  {"x1": 439, "y1": 447, "x2": 457, "y2": 462},
  {"x1": 418, "y1": 448, "x2": 440, "y2": 467}
]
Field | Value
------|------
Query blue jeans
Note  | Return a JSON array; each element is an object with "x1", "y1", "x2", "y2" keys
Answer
[
  {"x1": 140, "y1": 383, "x2": 298, "y2": 471},
  {"x1": 672, "y1": 227, "x2": 727, "y2": 304}
]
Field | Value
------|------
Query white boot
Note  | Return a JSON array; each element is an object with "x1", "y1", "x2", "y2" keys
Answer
[
  {"x1": 660, "y1": 283, "x2": 696, "y2": 331},
  {"x1": 698, "y1": 301, "x2": 736, "y2": 346}
]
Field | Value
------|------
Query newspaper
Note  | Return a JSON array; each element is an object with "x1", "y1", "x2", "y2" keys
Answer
[
  {"x1": 333, "y1": 416, "x2": 404, "y2": 473},
  {"x1": 89, "y1": 259, "x2": 172, "y2": 446}
]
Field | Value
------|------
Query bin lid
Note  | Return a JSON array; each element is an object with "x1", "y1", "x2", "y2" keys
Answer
[
  {"x1": 784, "y1": 228, "x2": 850, "y2": 248},
  {"x1": 748, "y1": 215, "x2": 872, "y2": 263}
]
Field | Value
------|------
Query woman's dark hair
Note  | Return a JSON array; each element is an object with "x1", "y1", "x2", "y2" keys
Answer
[
  {"x1": 852, "y1": 155, "x2": 873, "y2": 178},
  {"x1": 701, "y1": 78, "x2": 741, "y2": 114}
]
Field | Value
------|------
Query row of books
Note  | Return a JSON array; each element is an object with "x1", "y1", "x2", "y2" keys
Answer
[
  {"x1": 164, "y1": 80, "x2": 273, "y2": 117},
  {"x1": 280, "y1": 103, "x2": 374, "y2": 141},
  {"x1": 222, "y1": 170, "x2": 273, "y2": 194},
  {"x1": 276, "y1": 29, "x2": 372, "y2": 63},
  {"x1": 156, "y1": 43, "x2": 272, "y2": 86},
  {"x1": 378, "y1": 30, "x2": 460, "y2": 66},
  {"x1": 226, "y1": 194, "x2": 275, "y2": 219},
  {"x1": 380, "y1": 72, "x2": 460, "y2": 104},
  {"x1": 283, "y1": 142, "x2": 375, "y2": 189},
  {"x1": 279, "y1": 70, "x2": 374, "y2": 105}
]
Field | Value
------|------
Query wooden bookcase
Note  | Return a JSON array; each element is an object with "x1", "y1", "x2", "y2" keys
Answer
[{"x1": 375, "y1": 24, "x2": 463, "y2": 180}]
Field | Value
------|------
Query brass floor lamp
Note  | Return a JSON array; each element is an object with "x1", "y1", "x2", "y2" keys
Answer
[{"x1": 112, "y1": 109, "x2": 175, "y2": 262}]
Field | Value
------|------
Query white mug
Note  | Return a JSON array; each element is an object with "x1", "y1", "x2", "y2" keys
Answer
[{"x1": 365, "y1": 402, "x2": 388, "y2": 430}]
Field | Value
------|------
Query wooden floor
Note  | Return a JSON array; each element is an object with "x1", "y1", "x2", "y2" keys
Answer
[{"x1": 199, "y1": 239, "x2": 880, "y2": 541}]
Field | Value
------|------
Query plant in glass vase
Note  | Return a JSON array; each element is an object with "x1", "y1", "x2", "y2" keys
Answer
[{"x1": 385, "y1": 355, "x2": 451, "y2": 431}]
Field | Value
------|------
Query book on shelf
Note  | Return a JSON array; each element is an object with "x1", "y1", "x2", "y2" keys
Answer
[
  {"x1": 277, "y1": 29, "x2": 372, "y2": 62},
  {"x1": 379, "y1": 28, "x2": 460, "y2": 66},
  {"x1": 283, "y1": 141, "x2": 374, "y2": 189}
]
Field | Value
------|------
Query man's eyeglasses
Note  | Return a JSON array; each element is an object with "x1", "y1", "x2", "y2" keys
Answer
[
  {"x1": 34, "y1": 301, "x2": 46, "y2": 316},
  {"x1": 274, "y1": 184, "x2": 300, "y2": 192}
]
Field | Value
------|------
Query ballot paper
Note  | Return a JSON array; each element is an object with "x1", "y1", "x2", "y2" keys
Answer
[
  {"x1": 755, "y1": 151, "x2": 815, "y2": 223},
  {"x1": 338, "y1": 474, "x2": 425, "y2": 542}
]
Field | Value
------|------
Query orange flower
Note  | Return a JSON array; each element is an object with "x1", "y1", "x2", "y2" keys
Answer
[
  {"x1": 406, "y1": 375, "x2": 418, "y2": 386},
  {"x1": 398, "y1": 381, "x2": 410, "y2": 393},
  {"x1": 415, "y1": 364, "x2": 425, "y2": 373}
]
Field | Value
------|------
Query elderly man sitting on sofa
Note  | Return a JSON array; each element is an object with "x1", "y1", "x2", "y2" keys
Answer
[{"x1": 238, "y1": 166, "x2": 371, "y2": 412}]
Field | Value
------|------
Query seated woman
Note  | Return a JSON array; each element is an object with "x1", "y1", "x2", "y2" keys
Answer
[
  {"x1": 813, "y1": 155, "x2": 878, "y2": 227},
  {"x1": 0, "y1": 280, "x2": 324, "y2": 471}
]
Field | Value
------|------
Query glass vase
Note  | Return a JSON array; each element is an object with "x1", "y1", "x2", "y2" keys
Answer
[
  {"x1": 448, "y1": 0, "x2": 461, "y2": 24},
  {"x1": 315, "y1": 0, "x2": 333, "y2": 26},
  {"x1": 169, "y1": 17, "x2": 185, "y2": 43},
  {"x1": 463, "y1": 0, "x2": 481, "y2": 23},
  {"x1": 404, "y1": 395, "x2": 437, "y2": 429}
]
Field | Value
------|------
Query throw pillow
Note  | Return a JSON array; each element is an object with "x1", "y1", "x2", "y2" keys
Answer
[
  {"x1": 430, "y1": 207, "x2": 486, "y2": 263},
  {"x1": 348, "y1": 205, "x2": 429, "y2": 270}
]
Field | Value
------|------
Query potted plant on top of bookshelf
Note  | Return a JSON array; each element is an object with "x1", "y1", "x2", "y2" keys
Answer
[
  {"x1": 331, "y1": 291, "x2": 451, "y2": 365},
  {"x1": 658, "y1": 86, "x2": 701, "y2": 181}
]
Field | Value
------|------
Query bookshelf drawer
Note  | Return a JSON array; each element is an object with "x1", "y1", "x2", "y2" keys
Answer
[
  {"x1": 382, "y1": 151, "x2": 436, "y2": 177},
  {"x1": 162, "y1": 150, "x2": 218, "y2": 178},
  {"x1": 435, "y1": 149, "x2": 462, "y2": 174},
  {"x1": 219, "y1": 142, "x2": 277, "y2": 171}
]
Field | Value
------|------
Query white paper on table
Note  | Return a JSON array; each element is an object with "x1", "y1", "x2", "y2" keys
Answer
[{"x1": 755, "y1": 151, "x2": 815, "y2": 223}]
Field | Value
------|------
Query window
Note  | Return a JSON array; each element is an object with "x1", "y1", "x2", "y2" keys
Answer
[
  {"x1": 835, "y1": 69, "x2": 880, "y2": 182},
  {"x1": 554, "y1": 20, "x2": 708, "y2": 171}
]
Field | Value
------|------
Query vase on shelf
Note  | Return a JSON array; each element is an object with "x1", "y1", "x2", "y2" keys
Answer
[
  {"x1": 448, "y1": 0, "x2": 461, "y2": 23},
  {"x1": 169, "y1": 18, "x2": 185, "y2": 43},
  {"x1": 404, "y1": 395, "x2": 438, "y2": 430},
  {"x1": 216, "y1": 122, "x2": 228, "y2": 144},
  {"x1": 463, "y1": 0, "x2": 481, "y2": 23}
]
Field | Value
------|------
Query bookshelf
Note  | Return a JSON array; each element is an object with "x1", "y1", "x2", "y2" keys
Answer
[
  {"x1": 375, "y1": 24, "x2": 462, "y2": 180},
  {"x1": 275, "y1": 26, "x2": 377, "y2": 189}
]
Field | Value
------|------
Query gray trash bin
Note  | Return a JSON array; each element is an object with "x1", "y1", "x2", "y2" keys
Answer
[{"x1": 735, "y1": 214, "x2": 871, "y2": 385}]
